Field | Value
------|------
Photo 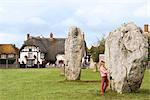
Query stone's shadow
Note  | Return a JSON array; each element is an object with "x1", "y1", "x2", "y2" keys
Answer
[
  {"x1": 138, "y1": 89, "x2": 150, "y2": 95},
  {"x1": 106, "y1": 89, "x2": 150, "y2": 95},
  {"x1": 58, "y1": 80, "x2": 101, "y2": 83},
  {"x1": 122, "y1": 89, "x2": 150, "y2": 94}
]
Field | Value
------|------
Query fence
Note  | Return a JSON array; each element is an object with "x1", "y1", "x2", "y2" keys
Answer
[{"x1": 0, "y1": 64, "x2": 19, "y2": 68}]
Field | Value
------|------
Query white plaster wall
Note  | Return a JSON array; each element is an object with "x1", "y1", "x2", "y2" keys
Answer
[
  {"x1": 56, "y1": 54, "x2": 65, "y2": 65},
  {"x1": 38, "y1": 53, "x2": 43, "y2": 64},
  {"x1": 19, "y1": 52, "x2": 28, "y2": 64},
  {"x1": 19, "y1": 46, "x2": 43, "y2": 64}
]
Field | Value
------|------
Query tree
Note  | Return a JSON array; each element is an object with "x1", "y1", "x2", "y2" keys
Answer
[
  {"x1": 98, "y1": 37, "x2": 105, "y2": 54},
  {"x1": 89, "y1": 37, "x2": 105, "y2": 62}
]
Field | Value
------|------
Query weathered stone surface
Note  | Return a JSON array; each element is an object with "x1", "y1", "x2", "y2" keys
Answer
[
  {"x1": 65, "y1": 26, "x2": 85, "y2": 80},
  {"x1": 105, "y1": 22, "x2": 148, "y2": 93}
]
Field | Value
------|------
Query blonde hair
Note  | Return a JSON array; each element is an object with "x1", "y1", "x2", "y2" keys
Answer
[{"x1": 100, "y1": 60, "x2": 105, "y2": 66}]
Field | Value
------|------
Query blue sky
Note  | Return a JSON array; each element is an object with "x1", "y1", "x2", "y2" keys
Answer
[{"x1": 0, "y1": 0, "x2": 149, "y2": 48}]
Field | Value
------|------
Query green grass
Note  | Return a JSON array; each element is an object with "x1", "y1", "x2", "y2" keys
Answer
[{"x1": 0, "y1": 68, "x2": 149, "y2": 100}]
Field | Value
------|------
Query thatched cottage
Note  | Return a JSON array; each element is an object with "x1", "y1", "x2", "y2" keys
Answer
[
  {"x1": 19, "y1": 33, "x2": 65, "y2": 68},
  {"x1": 0, "y1": 44, "x2": 19, "y2": 68}
]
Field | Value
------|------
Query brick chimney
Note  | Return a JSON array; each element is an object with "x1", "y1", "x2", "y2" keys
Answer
[
  {"x1": 27, "y1": 34, "x2": 30, "y2": 40},
  {"x1": 50, "y1": 33, "x2": 53, "y2": 39},
  {"x1": 144, "y1": 24, "x2": 149, "y2": 32}
]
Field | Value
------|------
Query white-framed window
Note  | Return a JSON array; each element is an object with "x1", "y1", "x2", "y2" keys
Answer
[
  {"x1": 1, "y1": 54, "x2": 6, "y2": 59},
  {"x1": 41, "y1": 53, "x2": 45, "y2": 59},
  {"x1": 28, "y1": 52, "x2": 33, "y2": 58},
  {"x1": 23, "y1": 46, "x2": 37, "y2": 52},
  {"x1": 8, "y1": 54, "x2": 14, "y2": 58}
]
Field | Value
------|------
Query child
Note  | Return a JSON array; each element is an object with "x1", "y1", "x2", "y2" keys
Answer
[{"x1": 99, "y1": 60, "x2": 109, "y2": 95}]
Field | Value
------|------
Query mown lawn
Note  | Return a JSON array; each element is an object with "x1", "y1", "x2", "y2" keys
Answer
[{"x1": 0, "y1": 68, "x2": 149, "y2": 100}]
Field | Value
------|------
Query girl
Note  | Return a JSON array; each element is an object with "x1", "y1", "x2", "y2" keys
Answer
[{"x1": 99, "y1": 60, "x2": 109, "y2": 95}]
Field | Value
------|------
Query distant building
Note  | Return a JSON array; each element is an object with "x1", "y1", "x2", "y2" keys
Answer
[
  {"x1": 19, "y1": 33, "x2": 65, "y2": 68},
  {"x1": 0, "y1": 44, "x2": 19, "y2": 68}
]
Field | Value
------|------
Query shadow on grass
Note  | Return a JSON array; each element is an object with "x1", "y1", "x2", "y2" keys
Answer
[
  {"x1": 105, "y1": 89, "x2": 150, "y2": 98},
  {"x1": 119, "y1": 88, "x2": 150, "y2": 95},
  {"x1": 136, "y1": 89, "x2": 150, "y2": 95}
]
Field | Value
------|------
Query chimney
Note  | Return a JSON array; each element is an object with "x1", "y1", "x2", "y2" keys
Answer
[
  {"x1": 27, "y1": 34, "x2": 30, "y2": 40},
  {"x1": 50, "y1": 33, "x2": 53, "y2": 39},
  {"x1": 144, "y1": 24, "x2": 149, "y2": 32}
]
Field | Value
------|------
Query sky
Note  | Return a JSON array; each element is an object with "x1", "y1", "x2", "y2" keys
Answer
[{"x1": 0, "y1": 0, "x2": 149, "y2": 48}]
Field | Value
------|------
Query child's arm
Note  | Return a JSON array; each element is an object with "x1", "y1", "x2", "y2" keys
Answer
[{"x1": 100, "y1": 67, "x2": 107, "y2": 74}]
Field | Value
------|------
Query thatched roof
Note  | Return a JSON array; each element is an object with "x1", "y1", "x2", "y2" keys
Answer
[
  {"x1": 0, "y1": 44, "x2": 19, "y2": 54},
  {"x1": 20, "y1": 36, "x2": 65, "y2": 62}
]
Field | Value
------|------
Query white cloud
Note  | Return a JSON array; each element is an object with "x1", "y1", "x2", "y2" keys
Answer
[
  {"x1": 134, "y1": 4, "x2": 149, "y2": 18},
  {"x1": 0, "y1": 33, "x2": 24, "y2": 47},
  {"x1": 75, "y1": 9, "x2": 104, "y2": 27},
  {"x1": 61, "y1": 18, "x2": 81, "y2": 27},
  {"x1": 146, "y1": 0, "x2": 150, "y2": 18},
  {"x1": 0, "y1": 7, "x2": 5, "y2": 13},
  {"x1": 27, "y1": 17, "x2": 47, "y2": 25},
  {"x1": 0, "y1": 0, "x2": 148, "y2": 47}
]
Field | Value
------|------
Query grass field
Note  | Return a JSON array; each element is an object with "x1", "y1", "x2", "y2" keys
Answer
[{"x1": 0, "y1": 68, "x2": 149, "y2": 100}]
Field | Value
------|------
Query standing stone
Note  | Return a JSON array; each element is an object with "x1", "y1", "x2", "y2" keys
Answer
[
  {"x1": 105, "y1": 22, "x2": 148, "y2": 93},
  {"x1": 65, "y1": 26, "x2": 85, "y2": 80}
]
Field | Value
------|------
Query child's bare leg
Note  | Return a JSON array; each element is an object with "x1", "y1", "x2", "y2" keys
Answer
[
  {"x1": 101, "y1": 77, "x2": 105, "y2": 95},
  {"x1": 104, "y1": 77, "x2": 109, "y2": 92}
]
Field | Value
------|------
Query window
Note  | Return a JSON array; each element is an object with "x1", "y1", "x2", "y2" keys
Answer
[
  {"x1": 8, "y1": 54, "x2": 14, "y2": 58},
  {"x1": 8, "y1": 59, "x2": 15, "y2": 64},
  {"x1": 27, "y1": 60, "x2": 34, "y2": 67},
  {"x1": 29, "y1": 48, "x2": 32, "y2": 52},
  {"x1": 0, "y1": 59, "x2": 6, "y2": 64},
  {"x1": 28, "y1": 52, "x2": 33, "y2": 58},
  {"x1": 41, "y1": 53, "x2": 45, "y2": 59},
  {"x1": 1, "y1": 54, "x2": 6, "y2": 59}
]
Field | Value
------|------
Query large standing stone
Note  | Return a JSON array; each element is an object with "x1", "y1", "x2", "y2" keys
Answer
[
  {"x1": 65, "y1": 26, "x2": 85, "y2": 80},
  {"x1": 105, "y1": 22, "x2": 148, "y2": 93}
]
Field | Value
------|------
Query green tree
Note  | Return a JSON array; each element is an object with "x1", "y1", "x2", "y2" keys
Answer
[
  {"x1": 98, "y1": 37, "x2": 105, "y2": 54},
  {"x1": 89, "y1": 37, "x2": 105, "y2": 62}
]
